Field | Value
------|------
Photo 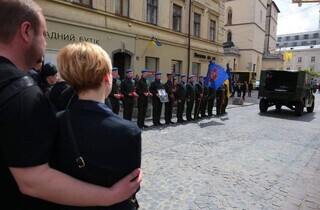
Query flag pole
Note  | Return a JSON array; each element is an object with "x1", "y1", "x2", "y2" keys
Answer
[
  {"x1": 196, "y1": 95, "x2": 203, "y2": 118},
  {"x1": 142, "y1": 36, "x2": 155, "y2": 58},
  {"x1": 141, "y1": 45, "x2": 150, "y2": 58}
]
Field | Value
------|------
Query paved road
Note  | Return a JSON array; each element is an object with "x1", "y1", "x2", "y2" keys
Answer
[{"x1": 135, "y1": 93, "x2": 320, "y2": 210}]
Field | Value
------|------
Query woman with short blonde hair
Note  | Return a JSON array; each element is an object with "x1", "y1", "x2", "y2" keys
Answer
[
  {"x1": 54, "y1": 42, "x2": 142, "y2": 209},
  {"x1": 58, "y1": 41, "x2": 112, "y2": 93}
]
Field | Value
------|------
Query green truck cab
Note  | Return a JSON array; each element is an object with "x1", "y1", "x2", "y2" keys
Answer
[{"x1": 258, "y1": 70, "x2": 315, "y2": 116}]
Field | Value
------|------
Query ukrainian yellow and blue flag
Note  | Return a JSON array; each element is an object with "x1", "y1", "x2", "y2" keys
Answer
[{"x1": 148, "y1": 36, "x2": 162, "y2": 47}]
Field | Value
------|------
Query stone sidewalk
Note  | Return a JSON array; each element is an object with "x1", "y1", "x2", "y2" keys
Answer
[{"x1": 281, "y1": 146, "x2": 320, "y2": 210}]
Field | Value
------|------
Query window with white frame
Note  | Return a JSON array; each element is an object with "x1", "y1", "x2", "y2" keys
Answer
[
  {"x1": 209, "y1": 20, "x2": 216, "y2": 41},
  {"x1": 194, "y1": 13, "x2": 201, "y2": 37},
  {"x1": 147, "y1": 0, "x2": 158, "y2": 24},
  {"x1": 115, "y1": 0, "x2": 129, "y2": 17},
  {"x1": 173, "y1": 4, "x2": 182, "y2": 32}
]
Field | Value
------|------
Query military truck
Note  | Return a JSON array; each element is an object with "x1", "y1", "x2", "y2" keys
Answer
[{"x1": 258, "y1": 70, "x2": 315, "y2": 116}]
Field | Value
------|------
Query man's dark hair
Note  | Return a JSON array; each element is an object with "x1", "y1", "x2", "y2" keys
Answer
[{"x1": 0, "y1": 0, "x2": 41, "y2": 43}]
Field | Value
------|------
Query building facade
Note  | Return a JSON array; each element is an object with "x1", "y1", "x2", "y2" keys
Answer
[
  {"x1": 223, "y1": 0, "x2": 281, "y2": 82},
  {"x1": 36, "y1": 0, "x2": 225, "y2": 82},
  {"x1": 276, "y1": 29, "x2": 320, "y2": 79},
  {"x1": 276, "y1": 30, "x2": 320, "y2": 48},
  {"x1": 281, "y1": 45, "x2": 320, "y2": 76}
]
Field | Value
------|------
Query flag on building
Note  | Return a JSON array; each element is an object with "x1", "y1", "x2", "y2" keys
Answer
[
  {"x1": 148, "y1": 36, "x2": 162, "y2": 47},
  {"x1": 284, "y1": 51, "x2": 293, "y2": 61},
  {"x1": 205, "y1": 61, "x2": 229, "y2": 90}
]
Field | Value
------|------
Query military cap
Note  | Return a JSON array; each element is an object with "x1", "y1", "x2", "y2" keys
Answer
[
  {"x1": 181, "y1": 74, "x2": 186, "y2": 78},
  {"x1": 199, "y1": 75, "x2": 204, "y2": 79},
  {"x1": 155, "y1": 71, "x2": 161, "y2": 75},
  {"x1": 126, "y1": 69, "x2": 133, "y2": 74},
  {"x1": 166, "y1": 73, "x2": 172, "y2": 76},
  {"x1": 141, "y1": 69, "x2": 148, "y2": 73},
  {"x1": 112, "y1": 67, "x2": 118, "y2": 71},
  {"x1": 189, "y1": 75, "x2": 194, "y2": 79}
]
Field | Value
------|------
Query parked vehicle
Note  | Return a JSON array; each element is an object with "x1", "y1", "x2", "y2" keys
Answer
[{"x1": 258, "y1": 70, "x2": 315, "y2": 116}]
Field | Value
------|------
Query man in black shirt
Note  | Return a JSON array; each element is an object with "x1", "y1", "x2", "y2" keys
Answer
[
  {"x1": 200, "y1": 76, "x2": 209, "y2": 117},
  {"x1": 0, "y1": 1, "x2": 142, "y2": 209},
  {"x1": 136, "y1": 69, "x2": 151, "y2": 128},
  {"x1": 195, "y1": 75, "x2": 204, "y2": 119},
  {"x1": 149, "y1": 71, "x2": 165, "y2": 126},
  {"x1": 207, "y1": 86, "x2": 216, "y2": 116},
  {"x1": 186, "y1": 75, "x2": 195, "y2": 121},
  {"x1": 109, "y1": 67, "x2": 122, "y2": 114},
  {"x1": 121, "y1": 69, "x2": 138, "y2": 121},
  {"x1": 163, "y1": 73, "x2": 175, "y2": 124},
  {"x1": 176, "y1": 74, "x2": 187, "y2": 123}
]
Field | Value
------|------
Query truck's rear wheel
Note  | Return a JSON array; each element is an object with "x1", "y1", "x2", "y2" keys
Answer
[
  {"x1": 295, "y1": 102, "x2": 304, "y2": 116},
  {"x1": 259, "y1": 99, "x2": 268, "y2": 112},
  {"x1": 307, "y1": 100, "x2": 314, "y2": 113}
]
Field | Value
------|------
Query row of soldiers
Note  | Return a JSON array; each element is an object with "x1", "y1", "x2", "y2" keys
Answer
[{"x1": 109, "y1": 68, "x2": 229, "y2": 129}]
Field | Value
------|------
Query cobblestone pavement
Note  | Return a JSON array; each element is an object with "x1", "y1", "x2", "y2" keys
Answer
[{"x1": 135, "y1": 92, "x2": 320, "y2": 210}]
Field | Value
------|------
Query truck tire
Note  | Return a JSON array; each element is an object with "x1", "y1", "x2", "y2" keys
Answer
[
  {"x1": 275, "y1": 103, "x2": 282, "y2": 110},
  {"x1": 295, "y1": 102, "x2": 304, "y2": 116},
  {"x1": 307, "y1": 100, "x2": 314, "y2": 113},
  {"x1": 259, "y1": 99, "x2": 268, "y2": 112}
]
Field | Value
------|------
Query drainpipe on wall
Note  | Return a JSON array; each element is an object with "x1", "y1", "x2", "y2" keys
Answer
[{"x1": 187, "y1": 0, "x2": 192, "y2": 79}]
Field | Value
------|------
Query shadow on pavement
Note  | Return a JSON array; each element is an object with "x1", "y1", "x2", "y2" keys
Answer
[{"x1": 258, "y1": 108, "x2": 316, "y2": 122}]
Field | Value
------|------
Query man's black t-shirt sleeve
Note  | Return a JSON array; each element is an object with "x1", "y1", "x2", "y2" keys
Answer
[{"x1": 0, "y1": 85, "x2": 57, "y2": 167}]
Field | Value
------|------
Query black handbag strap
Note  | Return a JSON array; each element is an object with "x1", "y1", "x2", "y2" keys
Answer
[
  {"x1": 0, "y1": 76, "x2": 36, "y2": 107},
  {"x1": 65, "y1": 109, "x2": 86, "y2": 168},
  {"x1": 65, "y1": 110, "x2": 139, "y2": 209}
]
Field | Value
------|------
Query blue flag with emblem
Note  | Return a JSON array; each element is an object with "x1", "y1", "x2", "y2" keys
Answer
[{"x1": 205, "y1": 61, "x2": 229, "y2": 90}]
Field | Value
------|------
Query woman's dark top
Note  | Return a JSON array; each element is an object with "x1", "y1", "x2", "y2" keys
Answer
[{"x1": 53, "y1": 100, "x2": 141, "y2": 209}]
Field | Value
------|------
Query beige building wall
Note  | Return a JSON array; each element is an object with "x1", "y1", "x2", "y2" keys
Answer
[
  {"x1": 36, "y1": 0, "x2": 225, "y2": 81},
  {"x1": 224, "y1": 0, "x2": 281, "y2": 81},
  {"x1": 265, "y1": 0, "x2": 279, "y2": 52}
]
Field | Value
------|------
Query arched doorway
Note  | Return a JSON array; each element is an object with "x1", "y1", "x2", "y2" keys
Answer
[{"x1": 113, "y1": 52, "x2": 131, "y2": 80}]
